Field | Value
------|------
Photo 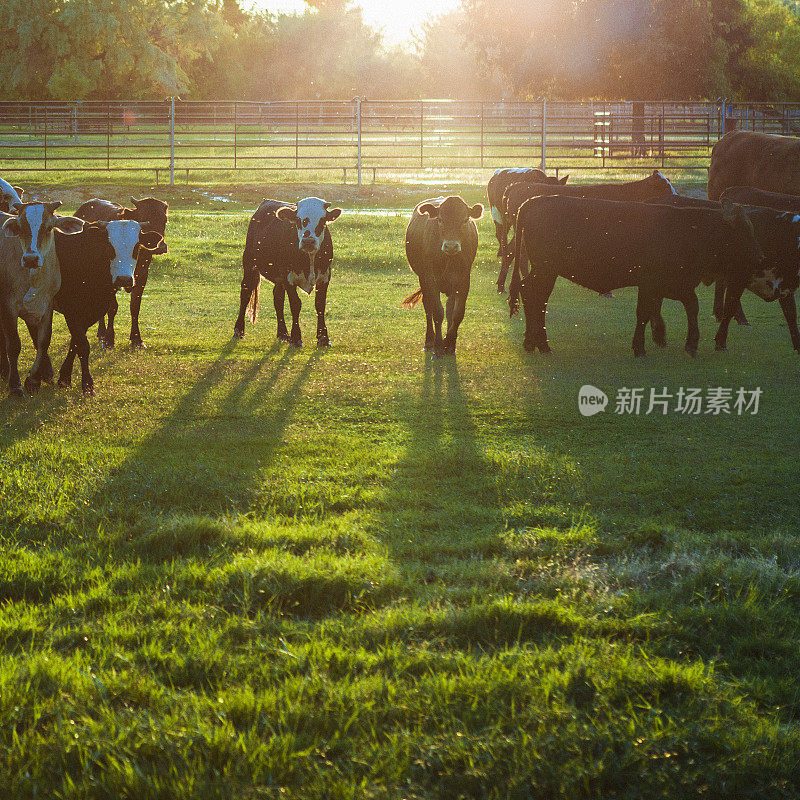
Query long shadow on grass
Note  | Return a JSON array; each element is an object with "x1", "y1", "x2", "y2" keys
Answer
[
  {"x1": 380, "y1": 356, "x2": 502, "y2": 574},
  {"x1": 87, "y1": 339, "x2": 319, "y2": 519}
]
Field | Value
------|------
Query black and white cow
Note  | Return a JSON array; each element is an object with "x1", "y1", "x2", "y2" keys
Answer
[
  {"x1": 233, "y1": 197, "x2": 342, "y2": 347},
  {"x1": 53, "y1": 220, "x2": 164, "y2": 395}
]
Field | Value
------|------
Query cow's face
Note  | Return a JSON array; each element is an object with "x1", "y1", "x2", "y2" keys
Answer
[
  {"x1": 720, "y1": 200, "x2": 765, "y2": 281},
  {"x1": 275, "y1": 197, "x2": 342, "y2": 257},
  {"x1": 2, "y1": 202, "x2": 84, "y2": 267},
  {"x1": 750, "y1": 214, "x2": 800, "y2": 301},
  {"x1": 127, "y1": 197, "x2": 169, "y2": 255},
  {"x1": 94, "y1": 220, "x2": 165, "y2": 289},
  {"x1": 418, "y1": 196, "x2": 484, "y2": 255}
]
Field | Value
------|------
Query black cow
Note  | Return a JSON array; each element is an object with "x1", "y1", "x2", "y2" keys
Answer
[
  {"x1": 402, "y1": 196, "x2": 483, "y2": 355},
  {"x1": 54, "y1": 220, "x2": 164, "y2": 394},
  {"x1": 645, "y1": 193, "x2": 800, "y2": 351},
  {"x1": 487, "y1": 168, "x2": 567, "y2": 276},
  {"x1": 75, "y1": 197, "x2": 169, "y2": 349},
  {"x1": 720, "y1": 186, "x2": 800, "y2": 214},
  {"x1": 496, "y1": 170, "x2": 676, "y2": 292},
  {"x1": 234, "y1": 197, "x2": 341, "y2": 347},
  {"x1": 508, "y1": 196, "x2": 764, "y2": 357}
]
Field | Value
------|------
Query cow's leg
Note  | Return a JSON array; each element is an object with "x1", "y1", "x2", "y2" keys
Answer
[
  {"x1": 632, "y1": 290, "x2": 655, "y2": 357},
  {"x1": 779, "y1": 292, "x2": 800, "y2": 352},
  {"x1": 521, "y1": 272, "x2": 557, "y2": 354},
  {"x1": 315, "y1": 281, "x2": 331, "y2": 347},
  {"x1": 234, "y1": 260, "x2": 260, "y2": 340},
  {"x1": 442, "y1": 280, "x2": 470, "y2": 355},
  {"x1": 683, "y1": 289, "x2": 701, "y2": 356},
  {"x1": 0, "y1": 331, "x2": 7, "y2": 381},
  {"x1": 24, "y1": 311, "x2": 54, "y2": 393},
  {"x1": 493, "y1": 220, "x2": 504, "y2": 260},
  {"x1": 129, "y1": 259, "x2": 149, "y2": 347},
  {"x1": 58, "y1": 336, "x2": 78, "y2": 389},
  {"x1": 497, "y1": 229, "x2": 513, "y2": 293},
  {"x1": 421, "y1": 283, "x2": 444, "y2": 355},
  {"x1": 650, "y1": 297, "x2": 667, "y2": 347},
  {"x1": 75, "y1": 330, "x2": 93, "y2": 395},
  {"x1": 286, "y1": 284, "x2": 303, "y2": 347},
  {"x1": 101, "y1": 294, "x2": 118, "y2": 349},
  {"x1": 0, "y1": 306, "x2": 23, "y2": 397},
  {"x1": 97, "y1": 314, "x2": 107, "y2": 345},
  {"x1": 273, "y1": 284, "x2": 290, "y2": 342},
  {"x1": 714, "y1": 282, "x2": 747, "y2": 352},
  {"x1": 714, "y1": 281, "x2": 748, "y2": 326}
]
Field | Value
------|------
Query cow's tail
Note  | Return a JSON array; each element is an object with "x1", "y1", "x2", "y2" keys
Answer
[
  {"x1": 508, "y1": 217, "x2": 525, "y2": 317},
  {"x1": 402, "y1": 287, "x2": 424, "y2": 309},
  {"x1": 246, "y1": 275, "x2": 261, "y2": 324}
]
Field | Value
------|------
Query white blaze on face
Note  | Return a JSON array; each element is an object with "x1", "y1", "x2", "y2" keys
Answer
[
  {"x1": 23, "y1": 204, "x2": 46, "y2": 267},
  {"x1": 105, "y1": 220, "x2": 141, "y2": 285}
]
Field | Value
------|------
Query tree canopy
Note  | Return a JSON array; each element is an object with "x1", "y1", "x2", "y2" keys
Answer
[{"x1": 0, "y1": 0, "x2": 797, "y2": 100}]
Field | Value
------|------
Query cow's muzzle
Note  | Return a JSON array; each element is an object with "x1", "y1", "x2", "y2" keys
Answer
[
  {"x1": 154, "y1": 241, "x2": 168, "y2": 255},
  {"x1": 114, "y1": 275, "x2": 135, "y2": 290},
  {"x1": 300, "y1": 237, "x2": 317, "y2": 253},
  {"x1": 442, "y1": 241, "x2": 462, "y2": 255},
  {"x1": 23, "y1": 253, "x2": 42, "y2": 269}
]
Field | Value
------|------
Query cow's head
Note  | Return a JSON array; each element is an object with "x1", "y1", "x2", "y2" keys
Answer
[
  {"x1": 749, "y1": 212, "x2": 800, "y2": 301},
  {"x1": 649, "y1": 169, "x2": 677, "y2": 195},
  {"x1": 275, "y1": 197, "x2": 342, "y2": 257},
  {"x1": 82, "y1": 220, "x2": 165, "y2": 289},
  {"x1": 720, "y1": 199, "x2": 766, "y2": 283},
  {"x1": 2, "y1": 201, "x2": 84, "y2": 267},
  {"x1": 125, "y1": 197, "x2": 169, "y2": 255},
  {"x1": 0, "y1": 186, "x2": 23, "y2": 214},
  {"x1": 418, "y1": 196, "x2": 483, "y2": 256}
]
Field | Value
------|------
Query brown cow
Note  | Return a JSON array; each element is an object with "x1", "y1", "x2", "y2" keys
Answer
[
  {"x1": 496, "y1": 170, "x2": 676, "y2": 292},
  {"x1": 402, "y1": 196, "x2": 483, "y2": 356},
  {"x1": 708, "y1": 131, "x2": 800, "y2": 201},
  {"x1": 720, "y1": 186, "x2": 800, "y2": 215}
]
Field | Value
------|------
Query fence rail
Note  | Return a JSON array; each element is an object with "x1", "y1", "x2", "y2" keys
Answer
[{"x1": 0, "y1": 99, "x2": 798, "y2": 184}]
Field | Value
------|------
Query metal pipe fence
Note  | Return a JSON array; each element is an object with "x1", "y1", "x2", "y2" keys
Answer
[{"x1": 0, "y1": 99, "x2": 799, "y2": 185}]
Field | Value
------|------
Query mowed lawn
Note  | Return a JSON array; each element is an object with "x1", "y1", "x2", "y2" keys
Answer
[{"x1": 1, "y1": 186, "x2": 800, "y2": 798}]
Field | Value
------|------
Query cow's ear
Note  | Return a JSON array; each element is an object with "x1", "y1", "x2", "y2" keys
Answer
[
  {"x1": 2, "y1": 214, "x2": 22, "y2": 238},
  {"x1": 12, "y1": 186, "x2": 23, "y2": 199},
  {"x1": 139, "y1": 231, "x2": 165, "y2": 251},
  {"x1": 558, "y1": 174, "x2": 569, "y2": 185},
  {"x1": 720, "y1": 198, "x2": 743, "y2": 224},
  {"x1": 45, "y1": 201, "x2": 62, "y2": 215},
  {"x1": 325, "y1": 207, "x2": 342, "y2": 223},
  {"x1": 275, "y1": 205, "x2": 298, "y2": 224},
  {"x1": 130, "y1": 197, "x2": 141, "y2": 207},
  {"x1": 53, "y1": 215, "x2": 85, "y2": 235},
  {"x1": 469, "y1": 203, "x2": 484, "y2": 220},
  {"x1": 418, "y1": 203, "x2": 439, "y2": 218}
]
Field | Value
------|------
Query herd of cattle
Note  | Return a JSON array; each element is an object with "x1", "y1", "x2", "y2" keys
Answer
[{"x1": 1, "y1": 129, "x2": 799, "y2": 397}]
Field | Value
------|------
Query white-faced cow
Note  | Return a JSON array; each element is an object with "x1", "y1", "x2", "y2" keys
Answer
[
  {"x1": 0, "y1": 202, "x2": 84, "y2": 396},
  {"x1": 508, "y1": 196, "x2": 764, "y2": 357},
  {"x1": 233, "y1": 197, "x2": 342, "y2": 347},
  {"x1": 402, "y1": 196, "x2": 483, "y2": 356},
  {"x1": 646, "y1": 192, "x2": 800, "y2": 351},
  {"x1": 496, "y1": 170, "x2": 676, "y2": 293},
  {"x1": 75, "y1": 197, "x2": 169, "y2": 348},
  {"x1": 487, "y1": 168, "x2": 568, "y2": 279},
  {"x1": 53, "y1": 220, "x2": 165, "y2": 395}
]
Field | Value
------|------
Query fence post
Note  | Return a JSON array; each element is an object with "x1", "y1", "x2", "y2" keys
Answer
[
  {"x1": 720, "y1": 97, "x2": 727, "y2": 137},
  {"x1": 43, "y1": 105, "x2": 47, "y2": 170},
  {"x1": 420, "y1": 101, "x2": 424, "y2": 168},
  {"x1": 540, "y1": 98, "x2": 547, "y2": 171},
  {"x1": 234, "y1": 101, "x2": 238, "y2": 170},
  {"x1": 73, "y1": 105, "x2": 78, "y2": 145},
  {"x1": 480, "y1": 102, "x2": 484, "y2": 168},
  {"x1": 295, "y1": 103, "x2": 299, "y2": 170},
  {"x1": 169, "y1": 96, "x2": 176, "y2": 186},
  {"x1": 107, "y1": 104, "x2": 111, "y2": 170},
  {"x1": 356, "y1": 97, "x2": 362, "y2": 187}
]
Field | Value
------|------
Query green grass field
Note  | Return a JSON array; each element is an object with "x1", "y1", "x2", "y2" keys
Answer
[{"x1": 1, "y1": 177, "x2": 799, "y2": 798}]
